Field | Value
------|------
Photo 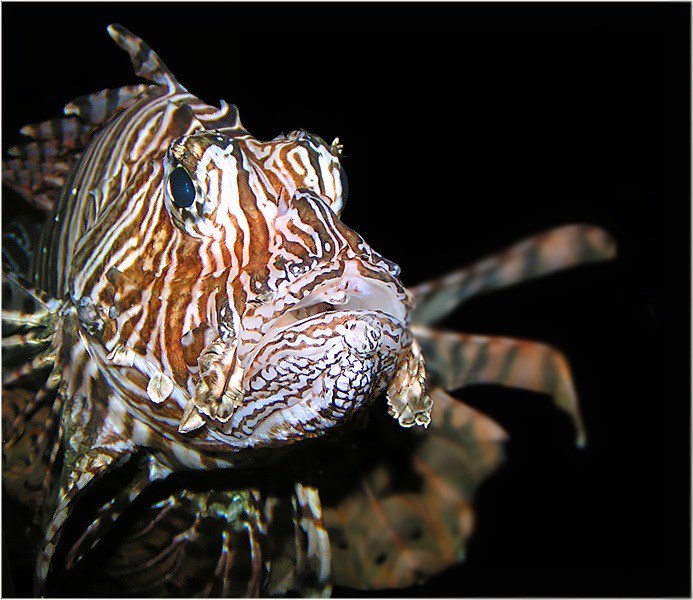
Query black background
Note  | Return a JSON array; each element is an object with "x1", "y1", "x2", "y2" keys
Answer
[{"x1": 2, "y1": 2, "x2": 690, "y2": 597}]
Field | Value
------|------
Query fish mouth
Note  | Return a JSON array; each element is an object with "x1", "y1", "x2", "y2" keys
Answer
[
  {"x1": 215, "y1": 308, "x2": 407, "y2": 449},
  {"x1": 245, "y1": 274, "x2": 409, "y2": 368},
  {"x1": 208, "y1": 277, "x2": 411, "y2": 449}
]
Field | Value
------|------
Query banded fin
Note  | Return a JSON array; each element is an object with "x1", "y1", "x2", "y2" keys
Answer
[
  {"x1": 3, "y1": 156, "x2": 74, "y2": 212},
  {"x1": 63, "y1": 83, "x2": 149, "y2": 125},
  {"x1": 8, "y1": 114, "x2": 94, "y2": 160},
  {"x1": 320, "y1": 391, "x2": 506, "y2": 590},
  {"x1": 36, "y1": 403, "x2": 136, "y2": 594},
  {"x1": 2, "y1": 276, "x2": 64, "y2": 530},
  {"x1": 411, "y1": 225, "x2": 616, "y2": 325},
  {"x1": 266, "y1": 483, "x2": 332, "y2": 597},
  {"x1": 2, "y1": 366, "x2": 64, "y2": 537},
  {"x1": 62, "y1": 455, "x2": 172, "y2": 573},
  {"x1": 4, "y1": 116, "x2": 90, "y2": 213},
  {"x1": 2, "y1": 271, "x2": 53, "y2": 322},
  {"x1": 7, "y1": 139, "x2": 60, "y2": 160},
  {"x1": 3, "y1": 29, "x2": 168, "y2": 213},
  {"x1": 56, "y1": 486, "x2": 269, "y2": 597},
  {"x1": 19, "y1": 117, "x2": 96, "y2": 147},
  {"x1": 107, "y1": 24, "x2": 182, "y2": 90},
  {"x1": 1, "y1": 272, "x2": 58, "y2": 355},
  {"x1": 3, "y1": 82, "x2": 150, "y2": 213},
  {"x1": 2, "y1": 387, "x2": 58, "y2": 512},
  {"x1": 414, "y1": 325, "x2": 585, "y2": 446},
  {"x1": 50, "y1": 471, "x2": 332, "y2": 596}
]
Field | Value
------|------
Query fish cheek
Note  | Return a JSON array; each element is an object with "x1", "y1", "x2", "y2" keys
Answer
[{"x1": 181, "y1": 323, "x2": 215, "y2": 371}]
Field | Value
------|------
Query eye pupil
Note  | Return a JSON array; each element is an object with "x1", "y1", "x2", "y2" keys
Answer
[{"x1": 169, "y1": 167, "x2": 196, "y2": 208}]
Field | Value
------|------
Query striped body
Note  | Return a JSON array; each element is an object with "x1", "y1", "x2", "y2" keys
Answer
[
  {"x1": 2, "y1": 24, "x2": 616, "y2": 597},
  {"x1": 20, "y1": 27, "x2": 418, "y2": 471}
]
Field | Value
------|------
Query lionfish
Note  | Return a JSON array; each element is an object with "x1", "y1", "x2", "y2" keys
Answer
[{"x1": 2, "y1": 25, "x2": 615, "y2": 596}]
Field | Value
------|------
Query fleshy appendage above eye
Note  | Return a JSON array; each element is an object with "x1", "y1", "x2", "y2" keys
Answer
[
  {"x1": 168, "y1": 166, "x2": 196, "y2": 208},
  {"x1": 331, "y1": 136, "x2": 348, "y2": 202}
]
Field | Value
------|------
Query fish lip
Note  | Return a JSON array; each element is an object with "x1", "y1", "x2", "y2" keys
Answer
[
  {"x1": 242, "y1": 280, "x2": 408, "y2": 374},
  {"x1": 244, "y1": 305, "x2": 403, "y2": 379},
  {"x1": 219, "y1": 309, "x2": 400, "y2": 446}
]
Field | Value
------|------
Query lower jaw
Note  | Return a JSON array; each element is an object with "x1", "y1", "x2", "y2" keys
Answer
[
  {"x1": 202, "y1": 310, "x2": 408, "y2": 449},
  {"x1": 215, "y1": 362, "x2": 385, "y2": 450},
  {"x1": 219, "y1": 393, "x2": 376, "y2": 451}
]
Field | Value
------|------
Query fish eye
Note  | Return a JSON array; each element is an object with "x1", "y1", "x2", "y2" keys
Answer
[{"x1": 168, "y1": 166, "x2": 196, "y2": 208}]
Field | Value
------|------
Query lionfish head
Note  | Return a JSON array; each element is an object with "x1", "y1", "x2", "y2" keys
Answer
[{"x1": 81, "y1": 125, "x2": 414, "y2": 450}]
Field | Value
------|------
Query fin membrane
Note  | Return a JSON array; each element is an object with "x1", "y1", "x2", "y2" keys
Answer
[
  {"x1": 107, "y1": 24, "x2": 181, "y2": 89},
  {"x1": 318, "y1": 393, "x2": 506, "y2": 590},
  {"x1": 411, "y1": 225, "x2": 616, "y2": 325},
  {"x1": 63, "y1": 84, "x2": 150, "y2": 125},
  {"x1": 415, "y1": 326, "x2": 586, "y2": 446},
  {"x1": 3, "y1": 83, "x2": 150, "y2": 213}
]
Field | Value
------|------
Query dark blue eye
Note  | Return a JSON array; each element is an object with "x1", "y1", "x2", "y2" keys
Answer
[{"x1": 169, "y1": 166, "x2": 196, "y2": 208}]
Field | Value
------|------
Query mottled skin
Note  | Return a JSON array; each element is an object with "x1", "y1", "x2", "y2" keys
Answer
[{"x1": 2, "y1": 24, "x2": 615, "y2": 597}]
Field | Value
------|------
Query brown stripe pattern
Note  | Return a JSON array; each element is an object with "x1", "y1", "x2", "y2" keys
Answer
[
  {"x1": 3, "y1": 24, "x2": 421, "y2": 593},
  {"x1": 2, "y1": 23, "x2": 616, "y2": 597}
]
